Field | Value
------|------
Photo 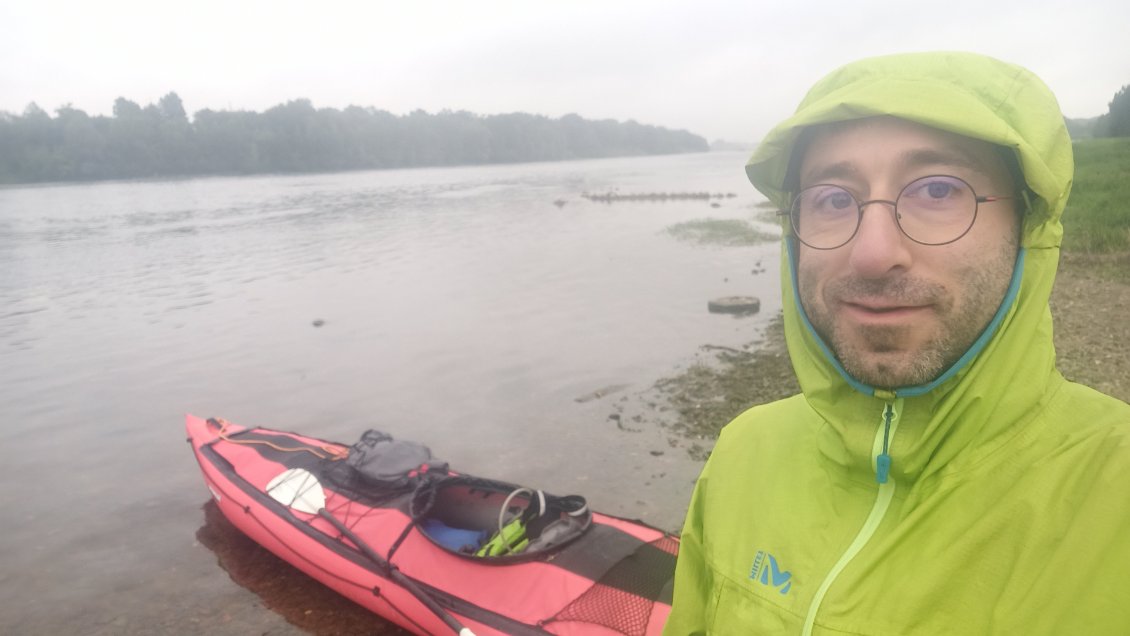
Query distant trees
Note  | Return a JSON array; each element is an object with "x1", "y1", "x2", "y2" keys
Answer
[
  {"x1": 1077, "y1": 84, "x2": 1130, "y2": 139},
  {"x1": 1065, "y1": 116, "x2": 1100, "y2": 139},
  {"x1": 0, "y1": 93, "x2": 708, "y2": 184},
  {"x1": 1104, "y1": 85, "x2": 1130, "y2": 137}
]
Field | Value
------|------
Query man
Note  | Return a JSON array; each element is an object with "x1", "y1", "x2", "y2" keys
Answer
[{"x1": 665, "y1": 52, "x2": 1130, "y2": 634}]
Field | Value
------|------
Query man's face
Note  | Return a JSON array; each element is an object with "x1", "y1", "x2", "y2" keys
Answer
[{"x1": 795, "y1": 117, "x2": 1020, "y2": 388}]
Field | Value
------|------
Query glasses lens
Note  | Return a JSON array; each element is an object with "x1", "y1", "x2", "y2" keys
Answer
[
  {"x1": 792, "y1": 185, "x2": 858, "y2": 248},
  {"x1": 896, "y1": 176, "x2": 977, "y2": 245}
]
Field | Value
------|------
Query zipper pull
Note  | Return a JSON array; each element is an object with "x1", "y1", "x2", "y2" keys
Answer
[
  {"x1": 876, "y1": 453, "x2": 891, "y2": 484},
  {"x1": 876, "y1": 402, "x2": 895, "y2": 484}
]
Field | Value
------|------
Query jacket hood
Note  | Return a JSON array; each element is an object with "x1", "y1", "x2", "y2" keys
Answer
[{"x1": 746, "y1": 51, "x2": 1075, "y2": 483}]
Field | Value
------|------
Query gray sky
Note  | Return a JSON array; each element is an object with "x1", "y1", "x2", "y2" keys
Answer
[{"x1": 2, "y1": 0, "x2": 1127, "y2": 143}]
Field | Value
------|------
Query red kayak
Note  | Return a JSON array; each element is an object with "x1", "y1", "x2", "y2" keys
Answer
[{"x1": 186, "y1": 415, "x2": 677, "y2": 635}]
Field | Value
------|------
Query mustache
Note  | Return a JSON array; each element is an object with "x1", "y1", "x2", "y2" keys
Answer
[{"x1": 825, "y1": 276, "x2": 947, "y2": 305}]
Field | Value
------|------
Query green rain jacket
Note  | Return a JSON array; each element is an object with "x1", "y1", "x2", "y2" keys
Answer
[{"x1": 665, "y1": 52, "x2": 1130, "y2": 635}]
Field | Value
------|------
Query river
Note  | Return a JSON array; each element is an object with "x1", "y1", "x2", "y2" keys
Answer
[{"x1": 0, "y1": 151, "x2": 782, "y2": 634}]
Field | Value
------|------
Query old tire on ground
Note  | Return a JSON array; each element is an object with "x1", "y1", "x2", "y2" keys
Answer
[{"x1": 708, "y1": 296, "x2": 760, "y2": 315}]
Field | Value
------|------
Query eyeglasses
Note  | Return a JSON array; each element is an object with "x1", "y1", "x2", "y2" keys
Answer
[{"x1": 781, "y1": 175, "x2": 1012, "y2": 250}]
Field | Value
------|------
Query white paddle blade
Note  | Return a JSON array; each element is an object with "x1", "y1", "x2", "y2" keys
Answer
[{"x1": 266, "y1": 468, "x2": 326, "y2": 514}]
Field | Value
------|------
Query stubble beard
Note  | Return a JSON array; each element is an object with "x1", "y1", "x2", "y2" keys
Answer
[{"x1": 799, "y1": 244, "x2": 1017, "y2": 389}]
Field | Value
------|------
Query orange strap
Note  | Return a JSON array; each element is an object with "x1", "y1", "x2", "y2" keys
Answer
[{"x1": 209, "y1": 417, "x2": 348, "y2": 461}]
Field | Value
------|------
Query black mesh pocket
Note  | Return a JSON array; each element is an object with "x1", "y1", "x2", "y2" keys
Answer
[{"x1": 546, "y1": 535, "x2": 678, "y2": 635}]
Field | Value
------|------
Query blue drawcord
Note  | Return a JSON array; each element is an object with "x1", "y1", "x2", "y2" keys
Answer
[{"x1": 877, "y1": 404, "x2": 893, "y2": 484}]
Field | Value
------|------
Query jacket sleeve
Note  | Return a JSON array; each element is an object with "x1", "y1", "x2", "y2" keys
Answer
[{"x1": 663, "y1": 464, "x2": 713, "y2": 635}]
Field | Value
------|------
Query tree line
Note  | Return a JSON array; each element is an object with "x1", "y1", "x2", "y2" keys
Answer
[
  {"x1": 1065, "y1": 83, "x2": 1130, "y2": 139},
  {"x1": 0, "y1": 92, "x2": 709, "y2": 184}
]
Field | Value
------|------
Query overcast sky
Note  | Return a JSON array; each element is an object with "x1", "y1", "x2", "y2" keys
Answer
[{"x1": 2, "y1": 0, "x2": 1127, "y2": 143}]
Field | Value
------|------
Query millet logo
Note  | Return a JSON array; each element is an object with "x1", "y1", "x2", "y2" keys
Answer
[{"x1": 750, "y1": 550, "x2": 792, "y2": 595}]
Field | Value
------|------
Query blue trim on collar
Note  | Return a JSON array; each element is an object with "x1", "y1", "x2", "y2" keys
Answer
[
  {"x1": 786, "y1": 241, "x2": 1027, "y2": 398},
  {"x1": 787, "y1": 240, "x2": 874, "y2": 396}
]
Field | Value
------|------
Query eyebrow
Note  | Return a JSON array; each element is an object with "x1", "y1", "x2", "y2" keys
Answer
[
  {"x1": 801, "y1": 161, "x2": 861, "y2": 185},
  {"x1": 801, "y1": 146, "x2": 993, "y2": 187},
  {"x1": 897, "y1": 147, "x2": 991, "y2": 174}
]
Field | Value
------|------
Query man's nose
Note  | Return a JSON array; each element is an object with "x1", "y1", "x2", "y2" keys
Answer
[{"x1": 846, "y1": 200, "x2": 913, "y2": 277}]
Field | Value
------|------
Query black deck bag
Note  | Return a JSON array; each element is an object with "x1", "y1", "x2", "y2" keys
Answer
[{"x1": 344, "y1": 430, "x2": 448, "y2": 490}]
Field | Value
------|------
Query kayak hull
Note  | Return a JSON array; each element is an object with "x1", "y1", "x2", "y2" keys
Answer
[{"x1": 186, "y1": 415, "x2": 676, "y2": 636}]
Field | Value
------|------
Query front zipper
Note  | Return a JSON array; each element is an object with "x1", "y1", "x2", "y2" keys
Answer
[{"x1": 801, "y1": 398, "x2": 903, "y2": 636}]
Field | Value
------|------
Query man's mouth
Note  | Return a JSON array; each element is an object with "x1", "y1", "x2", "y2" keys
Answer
[
  {"x1": 840, "y1": 299, "x2": 931, "y2": 322},
  {"x1": 849, "y1": 302, "x2": 920, "y2": 312}
]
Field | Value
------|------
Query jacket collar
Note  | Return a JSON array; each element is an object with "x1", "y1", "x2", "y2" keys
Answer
[{"x1": 783, "y1": 240, "x2": 1061, "y2": 485}]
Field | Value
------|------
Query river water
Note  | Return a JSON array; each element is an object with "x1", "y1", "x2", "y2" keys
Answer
[{"x1": 0, "y1": 151, "x2": 782, "y2": 634}]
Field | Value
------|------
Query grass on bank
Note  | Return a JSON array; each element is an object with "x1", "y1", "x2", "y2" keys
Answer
[
  {"x1": 1058, "y1": 137, "x2": 1130, "y2": 282},
  {"x1": 1061, "y1": 137, "x2": 1130, "y2": 254},
  {"x1": 666, "y1": 218, "x2": 779, "y2": 246}
]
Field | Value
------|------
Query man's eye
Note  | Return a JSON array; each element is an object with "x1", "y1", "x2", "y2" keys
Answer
[
  {"x1": 809, "y1": 188, "x2": 854, "y2": 211},
  {"x1": 828, "y1": 191, "x2": 855, "y2": 209},
  {"x1": 904, "y1": 176, "x2": 968, "y2": 202},
  {"x1": 925, "y1": 181, "x2": 956, "y2": 198}
]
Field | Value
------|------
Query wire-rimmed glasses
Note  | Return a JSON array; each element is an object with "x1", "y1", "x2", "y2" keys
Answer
[{"x1": 782, "y1": 175, "x2": 1013, "y2": 250}]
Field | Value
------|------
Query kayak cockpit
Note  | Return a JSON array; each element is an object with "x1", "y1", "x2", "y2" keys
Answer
[{"x1": 413, "y1": 476, "x2": 591, "y2": 562}]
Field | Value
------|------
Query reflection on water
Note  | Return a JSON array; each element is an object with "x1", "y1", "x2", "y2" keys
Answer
[
  {"x1": 0, "y1": 152, "x2": 780, "y2": 633},
  {"x1": 195, "y1": 500, "x2": 408, "y2": 635}
]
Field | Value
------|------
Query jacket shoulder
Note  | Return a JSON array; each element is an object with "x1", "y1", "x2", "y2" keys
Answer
[
  {"x1": 1047, "y1": 380, "x2": 1130, "y2": 438},
  {"x1": 708, "y1": 394, "x2": 817, "y2": 469},
  {"x1": 718, "y1": 393, "x2": 812, "y2": 443},
  {"x1": 1027, "y1": 380, "x2": 1130, "y2": 483}
]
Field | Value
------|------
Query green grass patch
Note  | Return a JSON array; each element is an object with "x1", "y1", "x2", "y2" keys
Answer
[
  {"x1": 1061, "y1": 137, "x2": 1130, "y2": 254},
  {"x1": 666, "y1": 218, "x2": 779, "y2": 246}
]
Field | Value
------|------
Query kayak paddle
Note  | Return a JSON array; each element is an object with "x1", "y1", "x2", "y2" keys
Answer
[{"x1": 266, "y1": 467, "x2": 477, "y2": 636}]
